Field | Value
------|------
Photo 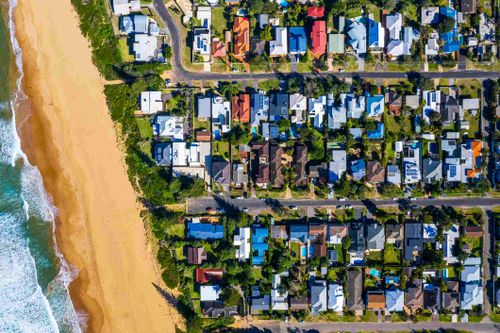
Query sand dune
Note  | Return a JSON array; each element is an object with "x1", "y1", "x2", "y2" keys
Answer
[{"x1": 14, "y1": 0, "x2": 181, "y2": 331}]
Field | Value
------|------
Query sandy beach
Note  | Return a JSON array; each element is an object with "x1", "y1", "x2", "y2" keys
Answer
[{"x1": 14, "y1": 0, "x2": 181, "y2": 332}]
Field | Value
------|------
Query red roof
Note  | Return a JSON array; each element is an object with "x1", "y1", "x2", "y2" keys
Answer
[
  {"x1": 195, "y1": 268, "x2": 224, "y2": 283},
  {"x1": 307, "y1": 6, "x2": 325, "y2": 18},
  {"x1": 310, "y1": 20, "x2": 326, "y2": 55},
  {"x1": 231, "y1": 94, "x2": 250, "y2": 123}
]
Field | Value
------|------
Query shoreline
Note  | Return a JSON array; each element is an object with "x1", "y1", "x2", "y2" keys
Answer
[{"x1": 13, "y1": 0, "x2": 181, "y2": 332}]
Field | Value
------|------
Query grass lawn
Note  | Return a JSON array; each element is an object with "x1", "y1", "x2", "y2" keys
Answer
[
  {"x1": 136, "y1": 117, "x2": 153, "y2": 139},
  {"x1": 383, "y1": 244, "x2": 401, "y2": 265},
  {"x1": 212, "y1": 141, "x2": 230, "y2": 157},
  {"x1": 211, "y1": 7, "x2": 227, "y2": 38},
  {"x1": 167, "y1": 223, "x2": 185, "y2": 238}
]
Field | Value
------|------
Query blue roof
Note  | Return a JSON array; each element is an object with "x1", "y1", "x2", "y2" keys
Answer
[
  {"x1": 187, "y1": 223, "x2": 224, "y2": 240},
  {"x1": 290, "y1": 224, "x2": 308, "y2": 243},
  {"x1": 289, "y1": 27, "x2": 307, "y2": 53},
  {"x1": 367, "y1": 123, "x2": 384, "y2": 139}
]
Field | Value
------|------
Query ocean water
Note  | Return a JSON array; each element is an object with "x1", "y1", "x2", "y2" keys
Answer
[{"x1": 0, "y1": 1, "x2": 83, "y2": 332}]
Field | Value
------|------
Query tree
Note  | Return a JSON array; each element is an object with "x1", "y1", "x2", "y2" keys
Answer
[
  {"x1": 433, "y1": 16, "x2": 455, "y2": 34},
  {"x1": 260, "y1": 24, "x2": 273, "y2": 41}
]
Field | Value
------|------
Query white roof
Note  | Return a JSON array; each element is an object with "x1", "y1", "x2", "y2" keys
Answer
[
  {"x1": 140, "y1": 91, "x2": 163, "y2": 113},
  {"x1": 270, "y1": 27, "x2": 288, "y2": 56},
  {"x1": 200, "y1": 285, "x2": 221, "y2": 301},
  {"x1": 133, "y1": 34, "x2": 157, "y2": 62}
]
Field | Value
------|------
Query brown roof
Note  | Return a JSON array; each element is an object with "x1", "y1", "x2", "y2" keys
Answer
[
  {"x1": 293, "y1": 142, "x2": 308, "y2": 187},
  {"x1": 464, "y1": 225, "x2": 482, "y2": 237},
  {"x1": 231, "y1": 93, "x2": 250, "y2": 123},
  {"x1": 233, "y1": 17, "x2": 250, "y2": 57},
  {"x1": 367, "y1": 292, "x2": 386, "y2": 309},
  {"x1": 195, "y1": 130, "x2": 212, "y2": 142},
  {"x1": 405, "y1": 279, "x2": 424, "y2": 312},
  {"x1": 187, "y1": 247, "x2": 207, "y2": 265},
  {"x1": 366, "y1": 161, "x2": 385, "y2": 183}
]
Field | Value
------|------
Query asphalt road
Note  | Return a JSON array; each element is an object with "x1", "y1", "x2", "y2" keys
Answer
[
  {"x1": 187, "y1": 196, "x2": 500, "y2": 215},
  {"x1": 153, "y1": 0, "x2": 500, "y2": 82},
  {"x1": 251, "y1": 321, "x2": 500, "y2": 333}
]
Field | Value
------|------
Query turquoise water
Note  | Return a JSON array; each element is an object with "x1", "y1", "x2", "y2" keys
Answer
[{"x1": 0, "y1": 1, "x2": 82, "y2": 332}]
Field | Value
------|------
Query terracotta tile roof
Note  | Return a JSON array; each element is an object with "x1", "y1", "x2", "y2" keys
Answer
[{"x1": 231, "y1": 93, "x2": 250, "y2": 123}]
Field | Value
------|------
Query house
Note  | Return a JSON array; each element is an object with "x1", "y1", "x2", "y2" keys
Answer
[
  {"x1": 252, "y1": 226, "x2": 268, "y2": 265},
  {"x1": 200, "y1": 285, "x2": 222, "y2": 302},
  {"x1": 212, "y1": 158, "x2": 231, "y2": 189},
  {"x1": 197, "y1": 95, "x2": 212, "y2": 120},
  {"x1": 251, "y1": 287, "x2": 270, "y2": 313},
  {"x1": 269, "y1": 27, "x2": 288, "y2": 57},
  {"x1": 368, "y1": 19, "x2": 385, "y2": 51},
  {"x1": 328, "y1": 224, "x2": 348, "y2": 245},
  {"x1": 386, "y1": 224, "x2": 404, "y2": 248},
  {"x1": 404, "y1": 223, "x2": 423, "y2": 264},
  {"x1": 460, "y1": 0, "x2": 477, "y2": 13},
  {"x1": 366, "y1": 223, "x2": 385, "y2": 251},
  {"x1": 270, "y1": 225, "x2": 288, "y2": 240},
  {"x1": 329, "y1": 150, "x2": 347, "y2": 183},
  {"x1": 367, "y1": 291, "x2": 385, "y2": 310},
  {"x1": 250, "y1": 142, "x2": 284, "y2": 188},
  {"x1": 423, "y1": 158, "x2": 443, "y2": 184},
  {"x1": 328, "y1": 33, "x2": 344, "y2": 54},
  {"x1": 350, "y1": 159, "x2": 366, "y2": 181},
  {"x1": 288, "y1": 27, "x2": 307, "y2": 55},
  {"x1": 232, "y1": 163, "x2": 248, "y2": 188},
  {"x1": 386, "y1": 91, "x2": 402, "y2": 115},
  {"x1": 133, "y1": 34, "x2": 157, "y2": 62},
  {"x1": 405, "y1": 279, "x2": 424, "y2": 313},
  {"x1": 366, "y1": 161, "x2": 385, "y2": 184},
  {"x1": 308, "y1": 95, "x2": 327, "y2": 129},
  {"x1": 367, "y1": 123, "x2": 384, "y2": 139},
  {"x1": 232, "y1": 93, "x2": 250, "y2": 123},
  {"x1": 346, "y1": 18, "x2": 367, "y2": 54},
  {"x1": 187, "y1": 223, "x2": 224, "y2": 240},
  {"x1": 234, "y1": 227, "x2": 251, "y2": 262},
  {"x1": 187, "y1": 246, "x2": 207, "y2": 265},
  {"x1": 310, "y1": 279, "x2": 327, "y2": 315},
  {"x1": 290, "y1": 93, "x2": 308, "y2": 124},
  {"x1": 310, "y1": 20, "x2": 327, "y2": 55},
  {"x1": 153, "y1": 114, "x2": 184, "y2": 140},
  {"x1": 196, "y1": 268, "x2": 224, "y2": 284},
  {"x1": 233, "y1": 17, "x2": 250, "y2": 58},
  {"x1": 112, "y1": 0, "x2": 141, "y2": 16},
  {"x1": 328, "y1": 283, "x2": 344, "y2": 313},
  {"x1": 344, "y1": 94, "x2": 365, "y2": 119},
  {"x1": 421, "y1": 7, "x2": 440, "y2": 25},
  {"x1": 386, "y1": 287, "x2": 404, "y2": 312},
  {"x1": 202, "y1": 301, "x2": 238, "y2": 318},
  {"x1": 392, "y1": 154, "x2": 406, "y2": 181},
  {"x1": 271, "y1": 272, "x2": 289, "y2": 311},
  {"x1": 293, "y1": 143, "x2": 308, "y2": 187},
  {"x1": 347, "y1": 270, "x2": 364, "y2": 312},
  {"x1": 366, "y1": 95, "x2": 385, "y2": 118},
  {"x1": 212, "y1": 95, "x2": 231, "y2": 135},
  {"x1": 251, "y1": 92, "x2": 269, "y2": 132},
  {"x1": 140, "y1": 91, "x2": 163, "y2": 114},
  {"x1": 403, "y1": 141, "x2": 421, "y2": 184},
  {"x1": 328, "y1": 93, "x2": 347, "y2": 130},
  {"x1": 386, "y1": 13, "x2": 402, "y2": 40},
  {"x1": 211, "y1": 38, "x2": 226, "y2": 58},
  {"x1": 309, "y1": 224, "x2": 327, "y2": 258},
  {"x1": 269, "y1": 93, "x2": 289, "y2": 121},
  {"x1": 441, "y1": 94, "x2": 460, "y2": 126}
]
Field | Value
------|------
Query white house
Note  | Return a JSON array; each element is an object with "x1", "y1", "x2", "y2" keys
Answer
[
  {"x1": 270, "y1": 27, "x2": 288, "y2": 57},
  {"x1": 140, "y1": 91, "x2": 163, "y2": 113}
]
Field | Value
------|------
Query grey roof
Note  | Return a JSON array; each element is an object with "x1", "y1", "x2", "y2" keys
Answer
[
  {"x1": 366, "y1": 223, "x2": 385, "y2": 250},
  {"x1": 212, "y1": 159, "x2": 231, "y2": 185},
  {"x1": 423, "y1": 158, "x2": 443, "y2": 184}
]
